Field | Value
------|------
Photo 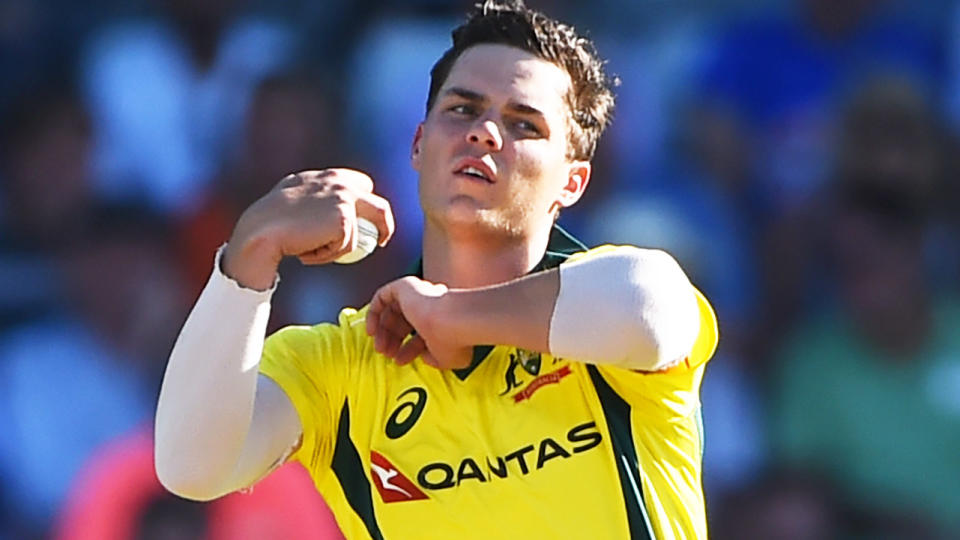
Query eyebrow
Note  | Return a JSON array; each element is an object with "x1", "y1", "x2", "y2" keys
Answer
[
  {"x1": 443, "y1": 87, "x2": 485, "y2": 103},
  {"x1": 442, "y1": 86, "x2": 546, "y2": 118}
]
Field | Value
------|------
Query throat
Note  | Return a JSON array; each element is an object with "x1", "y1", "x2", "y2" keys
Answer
[{"x1": 422, "y1": 222, "x2": 551, "y2": 287}]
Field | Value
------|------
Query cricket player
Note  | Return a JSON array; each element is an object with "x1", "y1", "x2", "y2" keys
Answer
[{"x1": 155, "y1": 1, "x2": 718, "y2": 538}]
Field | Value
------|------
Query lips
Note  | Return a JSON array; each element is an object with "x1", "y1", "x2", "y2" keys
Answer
[{"x1": 453, "y1": 157, "x2": 497, "y2": 183}]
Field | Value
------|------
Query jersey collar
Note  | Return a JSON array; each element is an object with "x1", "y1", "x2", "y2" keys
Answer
[{"x1": 407, "y1": 223, "x2": 587, "y2": 380}]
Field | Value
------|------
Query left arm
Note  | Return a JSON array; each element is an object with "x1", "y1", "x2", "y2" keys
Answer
[{"x1": 366, "y1": 247, "x2": 701, "y2": 371}]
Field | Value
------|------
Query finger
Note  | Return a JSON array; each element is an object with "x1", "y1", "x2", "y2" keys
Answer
[
  {"x1": 307, "y1": 215, "x2": 355, "y2": 263},
  {"x1": 281, "y1": 169, "x2": 341, "y2": 192},
  {"x1": 366, "y1": 282, "x2": 396, "y2": 336},
  {"x1": 278, "y1": 172, "x2": 304, "y2": 189},
  {"x1": 297, "y1": 242, "x2": 339, "y2": 265},
  {"x1": 368, "y1": 284, "x2": 405, "y2": 355},
  {"x1": 422, "y1": 350, "x2": 439, "y2": 369},
  {"x1": 296, "y1": 225, "x2": 354, "y2": 264},
  {"x1": 284, "y1": 169, "x2": 374, "y2": 197},
  {"x1": 288, "y1": 196, "x2": 356, "y2": 263},
  {"x1": 330, "y1": 202, "x2": 358, "y2": 255},
  {"x1": 375, "y1": 305, "x2": 407, "y2": 355},
  {"x1": 396, "y1": 335, "x2": 427, "y2": 366},
  {"x1": 334, "y1": 168, "x2": 374, "y2": 193},
  {"x1": 377, "y1": 309, "x2": 404, "y2": 357},
  {"x1": 370, "y1": 300, "x2": 393, "y2": 354},
  {"x1": 380, "y1": 307, "x2": 413, "y2": 344},
  {"x1": 365, "y1": 299, "x2": 380, "y2": 337},
  {"x1": 298, "y1": 253, "x2": 329, "y2": 266},
  {"x1": 373, "y1": 311, "x2": 391, "y2": 354},
  {"x1": 355, "y1": 194, "x2": 396, "y2": 247},
  {"x1": 290, "y1": 169, "x2": 334, "y2": 183},
  {"x1": 342, "y1": 216, "x2": 359, "y2": 255}
]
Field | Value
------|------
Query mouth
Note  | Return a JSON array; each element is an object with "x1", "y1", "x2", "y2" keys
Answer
[{"x1": 453, "y1": 158, "x2": 496, "y2": 183}]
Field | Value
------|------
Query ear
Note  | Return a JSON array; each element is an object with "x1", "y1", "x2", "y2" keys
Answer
[
  {"x1": 411, "y1": 123, "x2": 424, "y2": 171},
  {"x1": 557, "y1": 162, "x2": 591, "y2": 209}
]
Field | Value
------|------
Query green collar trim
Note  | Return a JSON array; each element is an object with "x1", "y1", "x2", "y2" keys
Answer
[{"x1": 406, "y1": 223, "x2": 587, "y2": 380}]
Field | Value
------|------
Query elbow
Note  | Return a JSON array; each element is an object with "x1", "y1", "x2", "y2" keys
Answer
[
  {"x1": 551, "y1": 246, "x2": 701, "y2": 370},
  {"x1": 629, "y1": 312, "x2": 699, "y2": 371},
  {"x1": 155, "y1": 455, "x2": 228, "y2": 502},
  {"x1": 621, "y1": 248, "x2": 701, "y2": 371},
  {"x1": 154, "y1": 427, "x2": 231, "y2": 502},
  {"x1": 154, "y1": 446, "x2": 217, "y2": 502}
]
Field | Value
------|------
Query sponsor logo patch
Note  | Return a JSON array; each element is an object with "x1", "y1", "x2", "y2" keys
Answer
[
  {"x1": 370, "y1": 451, "x2": 428, "y2": 503},
  {"x1": 414, "y1": 421, "x2": 602, "y2": 490}
]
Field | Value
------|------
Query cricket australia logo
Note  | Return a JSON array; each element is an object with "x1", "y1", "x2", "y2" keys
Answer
[
  {"x1": 500, "y1": 349, "x2": 541, "y2": 395},
  {"x1": 500, "y1": 349, "x2": 571, "y2": 402}
]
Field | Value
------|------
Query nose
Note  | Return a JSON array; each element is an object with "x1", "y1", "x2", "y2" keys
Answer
[{"x1": 466, "y1": 119, "x2": 503, "y2": 151}]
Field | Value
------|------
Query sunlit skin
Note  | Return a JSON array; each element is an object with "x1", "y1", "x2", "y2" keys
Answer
[
  {"x1": 412, "y1": 44, "x2": 591, "y2": 289},
  {"x1": 222, "y1": 44, "x2": 595, "y2": 370},
  {"x1": 366, "y1": 44, "x2": 593, "y2": 368}
]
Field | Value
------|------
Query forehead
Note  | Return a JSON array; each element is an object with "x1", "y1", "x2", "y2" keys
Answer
[{"x1": 441, "y1": 44, "x2": 571, "y2": 117}]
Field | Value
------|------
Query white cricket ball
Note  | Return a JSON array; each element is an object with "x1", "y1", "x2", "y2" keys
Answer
[{"x1": 334, "y1": 217, "x2": 380, "y2": 264}]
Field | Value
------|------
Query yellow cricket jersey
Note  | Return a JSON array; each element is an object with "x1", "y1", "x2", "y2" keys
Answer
[{"x1": 259, "y1": 226, "x2": 718, "y2": 540}]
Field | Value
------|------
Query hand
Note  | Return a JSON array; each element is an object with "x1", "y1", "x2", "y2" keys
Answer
[
  {"x1": 222, "y1": 169, "x2": 395, "y2": 290},
  {"x1": 365, "y1": 277, "x2": 473, "y2": 369}
]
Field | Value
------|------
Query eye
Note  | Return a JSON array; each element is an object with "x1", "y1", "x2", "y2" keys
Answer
[
  {"x1": 513, "y1": 119, "x2": 542, "y2": 136},
  {"x1": 447, "y1": 103, "x2": 477, "y2": 116}
]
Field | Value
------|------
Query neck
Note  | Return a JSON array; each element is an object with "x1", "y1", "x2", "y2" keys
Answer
[{"x1": 421, "y1": 220, "x2": 553, "y2": 288}]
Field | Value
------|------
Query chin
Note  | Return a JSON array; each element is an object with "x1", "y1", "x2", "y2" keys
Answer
[
  {"x1": 441, "y1": 205, "x2": 496, "y2": 228},
  {"x1": 422, "y1": 192, "x2": 532, "y2": 236},
  {"x1": 424, "y1": 195, "x2": 482, "y2": 222},
  {"x1": 438, "y1": 207, "x2": 528, "y2": 240}
]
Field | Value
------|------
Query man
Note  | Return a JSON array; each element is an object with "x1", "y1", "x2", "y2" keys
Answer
[{"x1": 155, "y1": 1, "x2": 717, "y2": 538}]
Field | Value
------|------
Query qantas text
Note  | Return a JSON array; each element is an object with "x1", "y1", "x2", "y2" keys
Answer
[{"x1": 416, "y1": 421, "x2": 602, "y2": 490}]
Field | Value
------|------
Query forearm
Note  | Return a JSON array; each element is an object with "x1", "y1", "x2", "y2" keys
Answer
[
  {"x1": 441, "y1": 269, "x2": 559, "y2": 353},
  {"x1": 154, "y1": 247, "x2": 276, "y2": 499},
  {"x1": 441, "y1": 247, "x2": 701, "y2": 370}
]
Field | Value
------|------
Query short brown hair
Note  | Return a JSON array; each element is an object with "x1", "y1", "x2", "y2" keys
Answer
[{"x1": 426, "y1": 0, "x2": 617, "y2": 161}]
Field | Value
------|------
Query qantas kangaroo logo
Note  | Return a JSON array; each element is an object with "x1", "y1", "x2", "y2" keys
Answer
[{"x1": 370, "y1": 451, "x2": 428, "y2": 503}]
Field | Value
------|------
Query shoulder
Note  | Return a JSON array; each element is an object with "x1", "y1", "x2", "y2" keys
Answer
[
  {"x1": 259, "y1": 307, "x2": 375, "y2": 419},
  {"x1": 264, "y1": 306, "x2": 372, "y2": 360},
  {"x1": 565, "y1": 244, "x2": 682, "y2": 267}
]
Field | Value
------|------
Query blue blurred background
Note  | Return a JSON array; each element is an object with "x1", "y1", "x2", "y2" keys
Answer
[{"x1": 1, "y1": 0, "x2": 958, "y2": 538}]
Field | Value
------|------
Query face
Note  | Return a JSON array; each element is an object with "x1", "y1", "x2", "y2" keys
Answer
[{"x1": 412, "y1": 44, "x2": 590, "y2": 240}]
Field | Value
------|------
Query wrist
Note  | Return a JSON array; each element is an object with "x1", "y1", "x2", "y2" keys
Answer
[
  {"x1": 436, "y1": 287, "x2": 483, "y2": 346},
  {"x1": 438, "y1": 272, "x2": 556, "y2": 352},
  {"x1": 222, "y1": 233, "x2": 281, "y2": 292}
]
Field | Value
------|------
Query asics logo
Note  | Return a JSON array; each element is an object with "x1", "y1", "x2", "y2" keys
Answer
[{"x1": 385, "y1": 387, "x2": 427, "y2": 439}]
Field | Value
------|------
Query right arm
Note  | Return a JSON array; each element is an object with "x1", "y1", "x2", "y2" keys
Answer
[{"x1": 154, "y1": 169, "x2": 394, "y2": 500}]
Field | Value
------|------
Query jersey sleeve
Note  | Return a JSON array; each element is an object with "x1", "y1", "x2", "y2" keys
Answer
[{"x1": 258, "y1": 308, "x2": 360, "y2": 473}]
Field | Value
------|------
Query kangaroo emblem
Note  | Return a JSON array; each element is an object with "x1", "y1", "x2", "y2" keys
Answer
[{"x1": 500, "y1": 349, "x2": 542, "y2": 396}]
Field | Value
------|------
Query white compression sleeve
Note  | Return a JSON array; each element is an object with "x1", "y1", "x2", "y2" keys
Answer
[
  {"x1": 548, "y1": 247, "x2": 701, "y2": 371},
  {"x1": 154, "y1": 247, "x2": 301, "y2": 501}
]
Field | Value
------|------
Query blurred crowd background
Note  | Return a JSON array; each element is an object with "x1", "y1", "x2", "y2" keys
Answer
[{"x1": 1, "y1": 0, "x2": 958, "y2": 538}]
